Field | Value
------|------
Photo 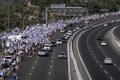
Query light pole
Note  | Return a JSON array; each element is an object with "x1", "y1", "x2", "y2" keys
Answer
[
  {"x1": 45, "y1": 7, "x2": 48, "y2": 26},
  {"x1": 7, "y1": 1, "x2": 10, "y2": 31}
]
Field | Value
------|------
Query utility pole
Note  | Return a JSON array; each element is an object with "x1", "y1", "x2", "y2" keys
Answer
[
  {"x1": 7, "y1": 2, "x2": 10, "y2": 31},
  {"x1": 45, "y1": 7, "x2": 48, "y2": 26},
  {"x1": 22, "y1": 1, "x2": 25, "y2": 29}
]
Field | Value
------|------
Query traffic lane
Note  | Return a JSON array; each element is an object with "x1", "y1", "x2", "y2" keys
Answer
[
  {"x1": 96, "y1": 26, "x2": 120, "y2": 79},
  {"x1": 17, "y1": 56, "x2": 37, "y2": 80},
  {"x1": 97, "y1": 24, "x2": 120, "y2": 67},
  {"x1": 112, "y1": 22, "x2": 120, "y2": 39},
  {"x1": 88, "y1": 25, "x2": 120, "y2": 80},
  {"x1": 78, "y1": 27, "x2": 109, "y2": 80},
  {"x1": 50, "y1": 43, "x2": 68, "y2": 80},
  {"x1": 29, "y1": 56, "x2": 51, "y2": 80}
]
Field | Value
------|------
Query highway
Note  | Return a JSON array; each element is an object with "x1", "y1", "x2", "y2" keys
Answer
[
  {"x1": 17, "y1": 31, "x2": 68, "y2": 80},
  {"x1": 72, "y1": 21, "x2": 120, "y2": 80}
]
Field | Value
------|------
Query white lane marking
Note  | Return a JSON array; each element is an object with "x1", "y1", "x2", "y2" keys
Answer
[
  {"x1": 96, "y1": 60, "x2": 99, "y2": 64},
  {"x1": 76, "y1": 31, "x2": 92, "y2": 80},
  {"x1": 51, "y1": 60, "x2": 53, "y2": 63},
  {"x1": 113, "y1": 64, "x2": 117, "y2": 67},
  {"x1": 104, "y1": 70, "x2": 108, "y2": 74},
  {"x1": 91, "y1": 52, "x2": 93, "y2": 55},
  {"x1": 37, "y1": 57, "x2": 39, "y2": 59},
  {"x1": 109, "y1": 76, "x2": 114, "y2": 80},
  {"x1": 28, "y1": 73, "x2": 32, "y2": 76},
  {"x1": 119, "y1": 68, "x2": 120, "y2": 71},
  {"x1": 52, "y1": 56, "x2": 54, "y2": 59},
  {"x1": 32, "y1": 66, "x2": 35, "y2": 69},
  {"x1": 67, "y1": 20, "x2": 120, "y2": 80},
  {"x1": 35, "y1": 61, "x2": 37, "y2": 64},
  {"x1": 50, "y1": 65, "x2": 52, "y2": 68},
  {"x1": 28, "y1": 56, "x2": 32, "y2": 57},
  {"x1": 49, "y1": 72, "x2": 51, "y2": 75},
  {"x1": 93, "y1": 56, "x2": 96, "y2": 60},
  {"x1": 100, "y1": 65, "x2": 103, "y2": 69}
]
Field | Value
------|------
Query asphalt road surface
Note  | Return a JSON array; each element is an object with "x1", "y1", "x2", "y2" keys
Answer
[
  {"x1": 17, "y1": 31, "x2": 68, "y2": 80},
  {"x1": 76, "y1": 21, "x2": 120, "y2": 80}
]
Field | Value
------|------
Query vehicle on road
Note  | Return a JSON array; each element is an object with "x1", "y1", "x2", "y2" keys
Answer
[
  {"x1": 63, "y1": 34, "x2": 70, "y2": 40},
  {"x1": 76, "y1": 27, "x2": 80, "y2": 30},
  {"x1": 101, "y1": 41, "x2": 107, "y2": 46},
  {"x1": 104, "y1": 58, "x2": 113, "y2": 65},
  {"x1": 51, "y1": 41, "x2": 56, "y2": 47},
  {"x1": 38, "y1": 49, "x2": 49, "y2": 56},
  {"x1": 5, "y1": 55, "x2": 13, "y2": 64},
  {"x1": 111, "y1": 20, "x2": 115, "y2": 23},
  {"x1": 61, "y1": 36, "x2": 67, "y2": 43},
  {"x1": 43, "y1": 44, "x2": 51, "y2": 51},
  {"x1": 96, "y1": 36, "x2": 102, "y2": 41},
  {"x1": 104, "y1": 24, "x2": 107, "y2": 27},
  {"x1": 60, "y1": 29, "x2": 65, "y2": 33},
  {"x1": 56, "y1": 39, "x2": 62, "y2": 45},
  {"x1": 66, "y1": 30, "x2": 73, "y2": 36},
  {"x1": 58, "y1": 52, "x2": 67, "y2": 59}
]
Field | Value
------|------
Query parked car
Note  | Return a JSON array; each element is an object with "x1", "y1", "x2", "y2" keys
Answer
[
  {"x1": 43, "y1": 44, "x2": 51, "y2": 51},
  {"x1": 56, "y1": 39, "x2": 62, "y2": 45}
]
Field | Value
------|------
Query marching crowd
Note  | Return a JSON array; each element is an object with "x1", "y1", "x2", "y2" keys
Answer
[{"x1": 0, "y1": 11, "x2": 120, "y2": 79}]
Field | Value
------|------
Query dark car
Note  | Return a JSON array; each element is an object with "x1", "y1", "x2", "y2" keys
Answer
[
  {"x1": 51, "y1": 41, "x2": 57, "y2": 47},
  {"x1": 61, "y1": 36, "x2": 67, "y2": 43},
  {"x1": 96, "y1": 36, "x2": 102, "y2": 41}
]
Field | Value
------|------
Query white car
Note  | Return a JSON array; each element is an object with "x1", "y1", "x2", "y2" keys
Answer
[
  {"x1": 56, "y1": 39, "x2": 62, "y2": 45},
  {"x1": 76, "y1": 27, "x2": 80, "y2": 30},
  {"x1": 60, "y1": 29, "x2": 65, "y2": 33},
  {"x1": 104, "y1": 58, "x2": 112, "y2": 64},
  {"x1": 104, "y1": 24, "x2": 107, "y2": 27},
  {"x1": 58, "y1": 52, "x2": 67, "y2": 59},
  {"x1": 38, "y1": 51, "x2": 49, "y2": 56},
  {"x1": 101, "y1": 41, "x2": 107, "y2": 46},
  {"x1": 5, "y1": 55, "x2": 13, "y2": 64},
  {"x1": 43, "y1": 44, "x2": 51, "y2": 51},
  {"x1": 66, "y1": 30, "x2": 73, "y2": 36},
  {"x1": 111, "y1": 20, "x2": 115, "y2": 23},
  {"x1": 64, "y1": 34, "x2": 70, "y2": 39}
]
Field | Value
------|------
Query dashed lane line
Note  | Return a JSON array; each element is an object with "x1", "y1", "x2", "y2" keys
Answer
[
  {"x1": 109, "y1": 76, "x2": 114, "y2": 80},
  {"x1": 113, "y1": 64, "x2": 117, "y2": 67},
  {"x1": 35, "y1": 61, "x2": 38, "y2": 64},
  {"x1": 49, "y1": 72, "x2": 51, "y2": 75},
  {"x1": 93, "y1": 56, "x2": 96, "y2": 60},
  {"x1": 28, "y1": 73, "x2": 32, "y2": 76},
  {"x1": 51, "y1": 60, "x2": 53, "y2": 63},
  {"x1": 96, "y1": 60, "x2": 99, "y2": 64},
  {"x1": 100, "y1": 65, "x2": 103, "y2": 69},
  {"x1": 104, "y1": 70, "x2": 108, "y2": 74},
  {"x1": 32, "y1": 66, "x2": 35, "y2": 69},
  {"x1": 50, "y1": 65, "x2": 52, "y2": 68}
]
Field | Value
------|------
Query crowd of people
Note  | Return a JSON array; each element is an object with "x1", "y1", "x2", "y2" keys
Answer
[{"x1": 0, "y1": 11, "x2": 120, "y2": 56}]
